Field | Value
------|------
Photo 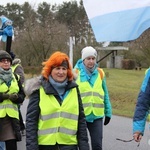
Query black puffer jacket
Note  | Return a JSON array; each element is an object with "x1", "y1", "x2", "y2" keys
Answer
[{"x1": 25, "y1": 76, "x2": 89, "y2": 150}]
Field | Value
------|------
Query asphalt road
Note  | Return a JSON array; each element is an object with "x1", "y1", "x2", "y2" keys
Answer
[{"x1": 17, "y1": 99, "x2": 150, "y2": 150}]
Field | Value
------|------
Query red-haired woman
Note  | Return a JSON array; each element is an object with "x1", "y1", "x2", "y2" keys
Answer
[{"x1": 25, "y1": 51, "x2": 89, "y2": 150}]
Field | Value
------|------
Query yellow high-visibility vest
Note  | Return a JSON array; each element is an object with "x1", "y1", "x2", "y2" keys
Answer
[
  {"x1": 11, "y1": 64, "x2": 19, "y2": 73},
  {"x1": 76, "y1": 71, "x2": 104, "y2": 116},
  {"x1": 38, "y1": 87, "x2": 79, "y2": 145},
  {"x1": 0, "y1": 75, "x2": 19, "y2": 119}
]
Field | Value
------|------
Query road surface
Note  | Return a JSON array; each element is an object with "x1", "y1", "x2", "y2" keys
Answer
[{"x1": 17, "y1": 99, "x2": 150, "y2": 150}]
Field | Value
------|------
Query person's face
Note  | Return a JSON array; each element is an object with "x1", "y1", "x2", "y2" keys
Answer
[
  {"x1": 0, "y1": 58, "x2": 11, "y2": 70},
  {"x1": 51, "y1": 66, "x2": 68, "y2": 82},
  {"x1": 83, "y1": 56, "x2": 96, "y2": 69}
]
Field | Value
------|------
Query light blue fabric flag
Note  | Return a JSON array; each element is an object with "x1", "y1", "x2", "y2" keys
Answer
[
  {"x1": 0, "y1": 15, "x2": 14, "y2": 42},
  {"x1": 83, "y1": 0, "x2": 150, "y2": 42}
]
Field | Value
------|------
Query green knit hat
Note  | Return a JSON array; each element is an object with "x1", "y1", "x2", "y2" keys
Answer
[{"x1": 0, "y1": 50, "x2": 12, "y2": 64}]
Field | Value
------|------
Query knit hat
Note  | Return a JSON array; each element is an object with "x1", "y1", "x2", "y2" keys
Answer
[
  {"x1": 0, "y1": 50, "x2": 12, "y2": 63},
  {"x1": 81, "y1": 46, "x2": 97, "y2": 60},
  {"x1": 41, "y1": 51, "x2": 73, "y2": 81}
]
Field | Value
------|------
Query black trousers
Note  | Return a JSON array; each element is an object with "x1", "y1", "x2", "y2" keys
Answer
[
  {"x1": 87, "y1": 118, "x2": 103, "y2": 150},
  {"x1": 39, "y1": 145, "x2": 78, "y2": 150},
  {"x1": 5, "y1": 139, "x2": 17, "y2": 150},
  {"x1": 18, "y1": 106, "x2": 25, "y2": 130}
]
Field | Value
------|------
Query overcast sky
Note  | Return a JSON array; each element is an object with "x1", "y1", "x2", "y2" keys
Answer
[{"x1": 0, "y1": 0, "x2": 79, "y2": 6}]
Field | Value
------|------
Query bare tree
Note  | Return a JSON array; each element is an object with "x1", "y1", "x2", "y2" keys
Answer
[{"x1": 124, "y1": 28, "x2": 150, "y2": 67}]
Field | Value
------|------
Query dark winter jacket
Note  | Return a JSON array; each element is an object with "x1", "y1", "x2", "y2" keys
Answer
[{"x1": 25, "y1": 76, "x2": 89, "y2": 150}]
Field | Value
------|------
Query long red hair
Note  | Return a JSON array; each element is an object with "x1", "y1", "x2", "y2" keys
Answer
[{"x1": 41, "y1": 51, "x2": 73, "y2": 81}]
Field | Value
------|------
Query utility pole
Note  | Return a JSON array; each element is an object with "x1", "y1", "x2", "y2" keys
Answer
[{"x1": 69, "y1": 36, "x2": 75, "y2": 67}]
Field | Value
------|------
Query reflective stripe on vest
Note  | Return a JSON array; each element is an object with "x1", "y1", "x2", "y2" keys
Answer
[
  {"x1": 76, "y1": 72, "x2": 104, "y2": 116},
  {"x1": 0, "y1": 75, "x2": 19, "y2": 119},
  {"x1": 38, "y1": 87, "x2": 78, "y2": 145}
]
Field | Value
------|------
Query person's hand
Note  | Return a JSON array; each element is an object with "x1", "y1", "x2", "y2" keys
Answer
[
  {"x1": 9, "y1": 94, "x2": 18, "y2": 102},
  {"x1": 2, "y1": 93, "x2": 9, "y2": 100},
  {"x1": 104, "y1": 116, "x2": 111, "y2": 125},
  {"x1": 133, "y1": 132, "x2": 142, "y2": 142},
  {"x1": 0, "y1": 93, "x2": 9, "y2": 102}
]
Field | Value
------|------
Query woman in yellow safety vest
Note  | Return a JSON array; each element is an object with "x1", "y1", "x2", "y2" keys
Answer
[
  {"x1": 25, "y1": 51, "x2": 89, "y2": 150},
  {"x1": 0, "y1": 50, "x2": 25, "y2": 150},
  {"x1": 74, "y1": 46, "x2": 112, "y2": 150}
]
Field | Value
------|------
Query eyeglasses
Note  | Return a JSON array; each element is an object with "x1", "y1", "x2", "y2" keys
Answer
[
  {"x1": 0, "y1": 59, "x2": 11, "y2": 63},
  {"x1": 116, "y1": 138, "x2": 140, "y2": 147}
]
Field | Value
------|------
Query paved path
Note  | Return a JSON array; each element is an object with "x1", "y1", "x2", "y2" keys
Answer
[{"x1": 17, "y1": 99, "x2": 150, "y2": 150}]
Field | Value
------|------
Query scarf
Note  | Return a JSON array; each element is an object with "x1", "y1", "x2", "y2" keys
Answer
[
  {"x1": 81, "y1": 62, "x2": 98, "y2": 87},
  {"x1": 0, "y1": 67, "x2": 13, "y2": 86},
  {"x1": 85, "y1": 65, "x2": 96, "y2": 75},
  {"x1": 49, "y1": 76, "x2": 68, "y2": 98}
]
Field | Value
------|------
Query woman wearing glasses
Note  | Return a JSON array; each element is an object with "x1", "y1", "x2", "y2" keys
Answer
[{"x1": 0, "y1": 50, "x2": 25, "y2": 150}]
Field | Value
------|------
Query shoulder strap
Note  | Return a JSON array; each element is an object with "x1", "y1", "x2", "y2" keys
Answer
[
  {"x1": 13, "y1": 73, "x2": 19, "y2": 81},
  {"x1": 74, "y1": 68, "x2": 79, "y2": 74},
  {"x1": 97, "y1": 68, "x2": 104, "y2": 80}
]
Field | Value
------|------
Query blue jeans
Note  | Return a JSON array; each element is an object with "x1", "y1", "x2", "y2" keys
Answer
[
  {"x1": 87, "y1": 118, "x2": 103, "y2": 150},
  {"x1": 0, "y1": 142, "x2": 5, "y2": 150}
]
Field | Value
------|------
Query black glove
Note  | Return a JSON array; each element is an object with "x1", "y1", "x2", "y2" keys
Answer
[
  {"x1": 9, "y1": 94, "x2": 18, "y2": 102},
  {"x1": 104, "y1": 116, "x2": 111, "y2": 125},
  {"x1": 1, "y1": 93, "x2": 10, "y2": 100}
]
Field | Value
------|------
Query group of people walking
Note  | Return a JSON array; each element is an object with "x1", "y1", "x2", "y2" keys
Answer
[{"x1": 0, "y1": 46, "x2": 149, "y2": 150}]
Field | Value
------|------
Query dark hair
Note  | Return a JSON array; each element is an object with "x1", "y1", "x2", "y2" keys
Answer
[{"x1": 9, "y1": 51, "x2": 16, "y2": 60}]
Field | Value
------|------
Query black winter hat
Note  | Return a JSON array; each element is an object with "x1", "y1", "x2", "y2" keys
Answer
[
  {"x1": 0, "y1": 50, "x2": 12, "y2": 64},
  {"x1": 9, "y1": 51, "x2": 16, "y2": 60}
]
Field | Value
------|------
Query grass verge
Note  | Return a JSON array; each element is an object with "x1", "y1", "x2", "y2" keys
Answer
[
  {"x1": 25, "y1": 68, "x2": 147, "y2": 118},
  {"x1": 103, "y1": 68, "x2": 146, "y2": 118}
]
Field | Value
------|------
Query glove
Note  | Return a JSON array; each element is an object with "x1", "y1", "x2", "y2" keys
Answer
[
  {"x1": 9, "y1": 94, "x2": 18, "y2": 102},
  {"x1": 104, "y1": 116, "x2": 111, "y2": 125},
  {"x1": 0, "y1": 93, "x2": 9, "y2": 102},
  {"x1": 1, "y1": 93, "x2": 10, "y2": 100}
]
